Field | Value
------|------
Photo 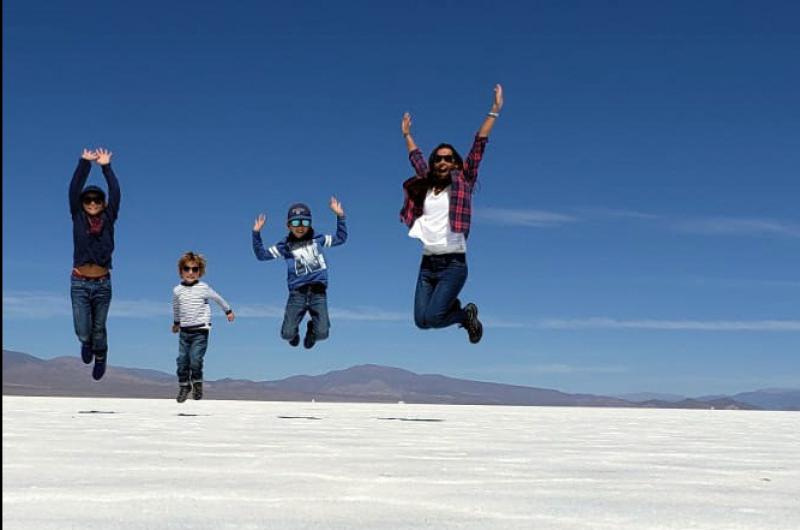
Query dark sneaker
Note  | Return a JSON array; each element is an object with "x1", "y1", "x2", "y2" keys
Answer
[
  {"x1": 288, "y1": 334, "x2": 300, "y2": 347},
  {"x1": 176, "y1": 385, "x2": 191, "y2": 403},
  {"x1": 92, "y1": 358, "x2": 107, "y2": 380},
  {"x1": 463, "y1": 303, "x2": 483, "y2": 344},
  {"x1": 303, "y1": 321, "x2": 316, "y2": 349},
  {"x1": 192, "y1": 382, "x2": 203, "y2": 400},
  {"x1": 81, "y1": 343, "x2": 93, "y2": 364}
]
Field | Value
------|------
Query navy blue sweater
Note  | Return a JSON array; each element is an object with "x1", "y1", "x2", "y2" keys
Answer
[{"x1": 69, "y1": 159, "x2": 121, "y2": 269}]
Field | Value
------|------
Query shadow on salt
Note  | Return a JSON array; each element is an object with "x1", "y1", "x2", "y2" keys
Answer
[{"x1": 377, "y1": 417, "x2": 444, "y2": 422}]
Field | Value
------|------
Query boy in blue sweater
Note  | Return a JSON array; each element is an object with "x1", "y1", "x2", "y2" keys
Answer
[{"x1": 252, "y1": 197, "x2": 347, "y2": 348}]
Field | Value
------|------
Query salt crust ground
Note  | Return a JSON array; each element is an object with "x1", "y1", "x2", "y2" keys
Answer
[{"x1": 3, "y1": 396, "x2": 799, "y2": 529}]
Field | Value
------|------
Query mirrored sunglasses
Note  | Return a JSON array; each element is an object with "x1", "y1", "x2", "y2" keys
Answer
[{"x1": 289, "y1": 219, "x2": 311, "y2": 227}]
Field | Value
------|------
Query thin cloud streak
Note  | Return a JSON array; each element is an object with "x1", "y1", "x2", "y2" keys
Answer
[
  {"x1": 579, "y1": 207, "x2": 661, "y2": 220},
  {"x1": 537, "y1": 318, "x2": 800, "y2": 331},
  {"x1": 236, "y1": 304, "x2": 286, "y2": 319},
  {"x1": 2, "y1": 292, "x2": 171, "y2": 319},
  {"x1": 3, "y1": 292, "x2": 72, "y2": 318},
  {"x1": 5, "y1": 292, "x2": 799, "y2": 331},
  {"x1": 673, "y1": 217, "x2": 800, "y2": 238},
  {"x1": 2, "y1": 292, "x2": 406, "y2": 323},
  {"x1": 476, "y1": 208, "x2": 579, "y2": 227},
  {"x1": 481, "y1": 205, "x2": 800, "y2": 239},
  {"x1": 330, "y1": 307, "x2": 407, "y2": 322}
]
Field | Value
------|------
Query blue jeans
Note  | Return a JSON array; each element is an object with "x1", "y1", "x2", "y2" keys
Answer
[
  {"x1": 414, "y1": 253, "x2": 468, "y2": 329},
  {"x1": 177, "y1": 329, "x2": 209, "y2": 385},
  {"x1": 281, "y1": 285, "x2": 330, "y2": 341},
  {"x1": 70, "y1": 276, "x2": 112, "y2": 360}
]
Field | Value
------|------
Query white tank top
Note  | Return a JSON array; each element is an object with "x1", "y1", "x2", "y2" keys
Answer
[{"x1": 408, "y1": 186, "x2": 467, "y2": 255}]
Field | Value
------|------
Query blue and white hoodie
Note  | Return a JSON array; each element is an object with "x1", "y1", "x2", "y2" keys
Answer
[{"x1": 252, "y1": 216, "x2": 347, "y2": 291}]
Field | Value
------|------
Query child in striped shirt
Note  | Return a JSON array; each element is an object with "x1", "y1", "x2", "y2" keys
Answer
[{"x1": 172, "y1": 252, "x2": 235, "y2": 403}]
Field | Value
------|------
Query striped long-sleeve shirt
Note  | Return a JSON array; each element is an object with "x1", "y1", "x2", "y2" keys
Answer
[{"x1": 172, "y1": 281, "x2": 232, "y2": 330}]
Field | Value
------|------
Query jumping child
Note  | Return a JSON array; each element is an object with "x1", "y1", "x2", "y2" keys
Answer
[
  {"x1": 69, "y1": 147, "x2": 120, "y2": 380},
  {"x1": 172, "y1": 252, "x2": 235, "y2": 402},
  {"x1": 252, "y1": 197, "x2": 347, "y2": 349}
]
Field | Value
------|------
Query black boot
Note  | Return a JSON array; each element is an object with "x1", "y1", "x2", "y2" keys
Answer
[
  {"x1": 303, "y1": 321, "x2": 316, "y2": 349},
  {"x1": 192, "y1": 382, "x2": 203, "y2": 400},
  {"x1": 463, "y1": 303, "x2": 483, "y2": 344},
  {"x1": 176, "y1": 385, "x2": 191, "y2": 403},
  {"x1": 92, "y1": 356, "x2": 107, "y2": 380},
  {"x1": 288, "y1": 334, "x2": 300, "y2": 347},
  {"x1": 81, "y1": 343, "x2": 93, "y2": 364}
]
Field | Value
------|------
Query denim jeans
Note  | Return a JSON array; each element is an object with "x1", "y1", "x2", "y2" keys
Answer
[
  {"x1": 281, "y1": 285, "x2": 330, "y2": 342},
  {"x1": 70, "y1": 276, "x2": 112, "y2": 360},
  {"x1": 414, "y1": 253, "x2": 468, "y2": 329},
  {"x1": 177, "y1": 329, "x2": 209, "y2": 385}
]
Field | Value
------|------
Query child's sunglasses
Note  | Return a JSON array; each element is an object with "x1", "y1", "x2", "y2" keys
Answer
[
  {"x1": 182, "y1": 266, "x2": 200, "y2": 273},
  {"x1": 82, "y1": 195, "x2": 104, "y2": 205},
  {"x1": 289, "y1": 219, "x2": 311, "y2": 227}
]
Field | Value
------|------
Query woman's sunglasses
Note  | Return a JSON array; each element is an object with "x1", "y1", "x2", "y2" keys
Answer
[
  {"x1": 182, "y1": 266, "x2": 200, "y2": 273},
  {"x1": 433, "y1": 155, "x2": 455, "y2": 163},
  {"x1": 82, "y1": 195, "x2": 104, "y2": 205},
  {"x1": 289, "y1": 219, "x2": 311, "y2": 227}
]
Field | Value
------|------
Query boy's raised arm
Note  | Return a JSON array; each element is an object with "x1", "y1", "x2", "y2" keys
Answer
[
  {"x1": 252, "y1": 214, "x2": 285, "y2": 261},
  {"x1": 324, "y1": 196, "x2": 347, "y2": 247}
]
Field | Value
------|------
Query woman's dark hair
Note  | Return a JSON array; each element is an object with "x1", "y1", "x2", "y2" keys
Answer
[{"x1": 427, "y1": 143, "x2": 463, "y2": 177}]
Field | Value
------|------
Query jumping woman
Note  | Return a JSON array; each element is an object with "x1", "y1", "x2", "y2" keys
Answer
[{"x1": 400, "y1": 84, "x2": 503, "y2": 344}]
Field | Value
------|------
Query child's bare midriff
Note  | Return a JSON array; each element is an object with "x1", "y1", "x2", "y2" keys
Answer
[{"x1": 75, "y1": 264, "x2": 109, "y2": 277}]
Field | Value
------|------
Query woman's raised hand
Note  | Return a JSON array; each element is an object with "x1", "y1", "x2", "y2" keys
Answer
[
  {"x1": 492, "y1": 84, "x2": 504, "y2": 113},
  {"x1": 401, "y1": 112, "x2": 412, "y2": 136}
]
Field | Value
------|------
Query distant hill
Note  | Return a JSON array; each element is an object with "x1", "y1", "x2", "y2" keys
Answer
[
  {"x1": 637, "y1": 397, "x2": 761, "y2": 411},
  {"x1": 3, "y1": 349, "x2": 787, "y2": 410},
  {"x1": 730, "y1": 389, "x2": 800, "y2": 411},
  {"x1": 616, "y1": 392, "x2": 686, "y2": 403}
]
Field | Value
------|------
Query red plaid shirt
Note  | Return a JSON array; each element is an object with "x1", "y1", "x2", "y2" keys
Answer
[{"x1": 400, "y1": 134, "x2": 488, "y2": 239}]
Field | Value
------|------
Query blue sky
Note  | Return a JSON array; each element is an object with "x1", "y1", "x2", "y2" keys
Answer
[{"x1": 3, "y1": 0, "x2": 799, "y2": 396}]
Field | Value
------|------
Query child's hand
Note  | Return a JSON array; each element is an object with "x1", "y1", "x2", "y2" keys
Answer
[
  {"x1": 329, "y1": 196, "x2": 344, "y2": 217},
  {"x1": 81, "y1": 148, "x2": 98, "y2": 161},
  {"x1": 253, "y1": 214, "x2": 266, "y2": 231},
  {"x1": 96, "y1": 147, "x2": 113, "y2": 165},
  {"x1": 171, "y1": 324, "x2": 180, "y2": 333},
  {"x1": 227, "y1": 311, "x2": 235, "y2": 322}
]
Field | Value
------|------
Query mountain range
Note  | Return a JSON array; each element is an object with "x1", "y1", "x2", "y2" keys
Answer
[{"x1": 3, "y1": 350, "x2": 798, "y2": 410}]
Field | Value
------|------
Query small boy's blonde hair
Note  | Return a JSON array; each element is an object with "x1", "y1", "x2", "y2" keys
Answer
[{"x1": 177, "y1": 251, "x2": 207, "y2": 277}]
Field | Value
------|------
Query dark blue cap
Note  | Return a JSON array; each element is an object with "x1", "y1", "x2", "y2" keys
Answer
[
  {"x1": 81, "y1": 185, "x2": 106, "y2": 200},
  {"x1": 287, "y1": 203, "x2": 312, "y2": 223}
]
